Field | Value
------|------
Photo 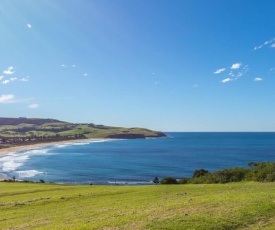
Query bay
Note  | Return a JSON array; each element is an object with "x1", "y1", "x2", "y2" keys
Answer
[{"x1": 0, "y1": 132, "x2": 274, "y2": 184}]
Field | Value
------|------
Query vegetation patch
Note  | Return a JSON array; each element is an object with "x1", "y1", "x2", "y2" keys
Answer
[
  {"x1": 0, "y1": 182, "x2": 274, "y2": 229},
  {"x1": 160, "y1": 162, "x2": 275, "y2": 184}
]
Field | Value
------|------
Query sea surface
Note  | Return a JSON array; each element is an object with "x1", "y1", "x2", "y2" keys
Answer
[{"x1": 0, "y1": 132, "x2": 274, "y2": 184}]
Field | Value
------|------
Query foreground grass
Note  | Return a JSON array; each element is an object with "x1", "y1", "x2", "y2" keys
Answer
[{"x1": 0, "y1": 182, "x2": 274, "y2": 229}]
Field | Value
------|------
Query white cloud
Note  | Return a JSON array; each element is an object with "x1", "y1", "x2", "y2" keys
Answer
[
  {"x1": 27, "y1": 24, "x2": 32, "y2": 28},
  {"x1": 61, "y1": 64, "x2": 67, "y2": 68},
  {"x1": 2, "y1": 80, "x2": 10, "y2": 84},
  {"x1": 0, "y1": 76, "x2": 3, "y2": 80},
  {"x1": 271, "y1": 44, "x2": 275, "y2": 48},
  {"x1": 3, "y1": 66, "x2": 15, "y2": 75},
  {"x1": 254, "y1": 77, "x2": 263, "y2": 81},
  {"x1": 0, "y1": 94, "x2": 14, "y2": 103},
  {"x1": 2, "y1": 77, "x2": 17, "y2": 84},
  {"x1": 20, "y1": 76, "x2": 29, "y2": 82},
  {"x1": 72, "y1": 65, "x2": 76, "y2": 67},
  {"x1": 231, "y1": 63, "x2": 241, "y2": 69},
  {"x1": 221, "y1": 78, "x2": 232, "y2": 83},
  {"x1": 214, "y1": 68, "x2": 226, "y2": 74},
  {"x1": 229, "y1": 72, "x2": 235, "y2": 77},
  {"x1": 254, "y1": 38, "x2": 275, "y2": 50},
  {"x1": 83, "y1": 73, "x2": 88, "y2": 76},
  {"x1": 28, "y1": 104, "x2": 39, "y2": 109}
]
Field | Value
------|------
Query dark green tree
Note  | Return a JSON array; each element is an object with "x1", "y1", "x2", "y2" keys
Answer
[
  {"x1": 153, "y1": 177, "x2": 159, "y2": 184},
  {"x1": 161, "y1": 177, "x2": 178, "y2": 184},
  {"x1": 192, "y1": 169, "x2": 209, "y2": 178}
]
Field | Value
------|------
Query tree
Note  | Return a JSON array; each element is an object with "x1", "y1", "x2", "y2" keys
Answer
[
  {"x1": 160, "y1": 177, "x2": 178, "y2": 184},
  {"x1": 153, "y1": 177, "x2": 159, "y2": 185},
  {"x1": 192, "y1": 169, "x2": 209, "y2": 178},
  {"x1": 178, "y1": 177, "x2": 189, "y2": 184}
]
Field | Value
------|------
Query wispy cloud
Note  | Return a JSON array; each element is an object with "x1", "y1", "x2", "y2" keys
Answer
[
  {"x1": 214, "y1": 63, "x2": 248, "y2": 84},
  {"x1": 214, "y1": 68, "x2": 226, "y2": 74},
  {"x1": 229, "y1": 65, "x2": 249, "y2": 81},
  {"x1": 20, "y1": 76, "x2": 29, "y2": 82},
  {"x1": 221, "y1": 78, "x2": 232, "y2": 84},
  {"x1": 28, "y1": 103, "x2": 39, "y2": 109},
  {"x1": 61, "y1": 64, "x2": 67, "y2": 68},
  {"x1": 254, "y1": 38, "x2": 275, "y2": 50},
  {"x1": 254, "y1": 77, "x2": 263, "y2": 81},
  {"x1": 1, "y1": 77, "x2": 18, "y2": 84},
  {"x1": 271, "y1": 44, "x2": 275, "y2": 48},
  {"x1": 3, "y1": 66, "x2": 15, "y2": 75},
  {"x1": 83, "y1": 73, "x2": 88, "y2": 76},
  {"x1": 0, "y1": 76, "x2": 3, "y2": 80},
  {"x1": 2, "y1": 80, "x2": 10, "y2": 84},
  {"x1": 27, "y1": 23, "x2": 32, "y2": 28},
  {"x1": 0, "y1": 94, "x2": 15, "y2": 103},
  {"x1": 193, "y1": 84, "x2": 199, "y2": 88},
  {"x1": 72, "y1": 64, "x2": 76, "y2": 67},
  {"x1": 231, "y1": 63, "x2": 241, "y2": 70}
]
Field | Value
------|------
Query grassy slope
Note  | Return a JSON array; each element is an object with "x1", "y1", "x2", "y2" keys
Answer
[
  {"x1": 0, "y1": 182, "x2": 274, "y2": 229},
  {"x1": 0, "y1": 118, "x2": 164, "y2": 139}
]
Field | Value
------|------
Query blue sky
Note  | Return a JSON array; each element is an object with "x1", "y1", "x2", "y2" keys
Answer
[{"x1": 1, "y1": 0, "x2": 275, "y2": 131}]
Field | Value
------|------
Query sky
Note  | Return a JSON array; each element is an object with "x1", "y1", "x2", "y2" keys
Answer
[{"x1": 1, "y1": 0, "x2": 275, "y2": 132}]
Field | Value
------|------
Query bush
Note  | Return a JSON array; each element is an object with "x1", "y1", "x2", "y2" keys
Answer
[
  {"x1": 192, "y1": 169, "x2": 209, "y2": 178},
  {"x1": 178, "y1": 178, "x2": 189, "y2": 184},
  {"x1": 161, "y1": 177, "x2": 178, "y2": 184},
  {"x1": 246, "y1": 162, "x2": 275, "y2": 182}
]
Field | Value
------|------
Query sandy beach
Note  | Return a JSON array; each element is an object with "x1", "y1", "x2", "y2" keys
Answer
[{"x1": 0, "y1": 138, "x2": 105, "y2": 155}]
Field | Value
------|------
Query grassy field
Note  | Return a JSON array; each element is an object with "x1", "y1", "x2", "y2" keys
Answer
[{"x1": 0, "y1": 182, "x2": 274, "y2": 229}]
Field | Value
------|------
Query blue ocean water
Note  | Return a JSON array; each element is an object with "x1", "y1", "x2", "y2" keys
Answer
[{"x1": 0, "y1": 132, "x2": 274, "y2": 184}]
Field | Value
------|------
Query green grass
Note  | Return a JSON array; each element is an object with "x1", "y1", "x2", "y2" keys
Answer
[
  {"x1": 0, "y1": 120, "x2": 163, "y2": 139},
  {"x1": 0, "y1": 182, "x2": 274, "y2": 229}
]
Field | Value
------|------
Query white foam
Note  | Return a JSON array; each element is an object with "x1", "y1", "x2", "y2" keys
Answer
[
  {"x1": 72, "y1": 142, "x2": 90, "y2": 146},
  {"x1": 0, "y1": 147, "x2": 50, "y2": 174},
  {"x1": 16, "y1": 170, "x2": 43, "y2": 178},
  {"x1": 0, "y1": 154, "x2": 29, "y2": 172},
  {"x1": 55, "y1": 144, "x2": 71, "y2": 148},
  {"x1": 24, "y1": 148, "x2": 50, "y2": 155}
]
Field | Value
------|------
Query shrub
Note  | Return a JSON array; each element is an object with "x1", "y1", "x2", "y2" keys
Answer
[
  {"x1": 246, "y1": 162, "x2": 275, "y2": 182},
  {"x1": 161, "y1": 177, "x2": 178, "y2": 184},
  {"x1": 192, "y1": 169, "x2": 209, "y2": 178},
  {"x1": 178, "y1": 178, "x2": 189, "y2": 184}
]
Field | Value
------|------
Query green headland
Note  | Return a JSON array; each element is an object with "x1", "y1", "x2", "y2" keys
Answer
[{"x1": 0, "y1": 117, "x2": 166, "y2": 149}]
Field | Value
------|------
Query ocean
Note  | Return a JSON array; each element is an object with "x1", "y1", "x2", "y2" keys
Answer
[{"x1": 0, "y1": 132, "x2": 274, "y2": 184}]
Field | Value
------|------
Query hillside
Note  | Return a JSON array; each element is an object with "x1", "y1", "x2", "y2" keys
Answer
[
  {"x1": 0, "y1": 117, "x2": 166, "y2": 148},
  {"x1": 0, "y1": 182, "x2": 274, "y2": 229}
]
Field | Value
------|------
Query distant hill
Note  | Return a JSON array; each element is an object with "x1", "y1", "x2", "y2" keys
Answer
[
  {"x1": 0, "y1": 117, "x2": 64, "y2": 126},
  {"x1": 0, "y1": 117, "x2": 166, "y2": 142}
]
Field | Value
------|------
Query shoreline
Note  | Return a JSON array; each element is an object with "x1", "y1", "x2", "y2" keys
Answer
[{"x1": 0, "y1": 138, "x2": 107, "y2": 155}]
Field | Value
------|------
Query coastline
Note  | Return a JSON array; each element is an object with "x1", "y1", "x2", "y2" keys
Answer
[{"x1": 0, "y1": 138, "x2": 106, "y2": 155}]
